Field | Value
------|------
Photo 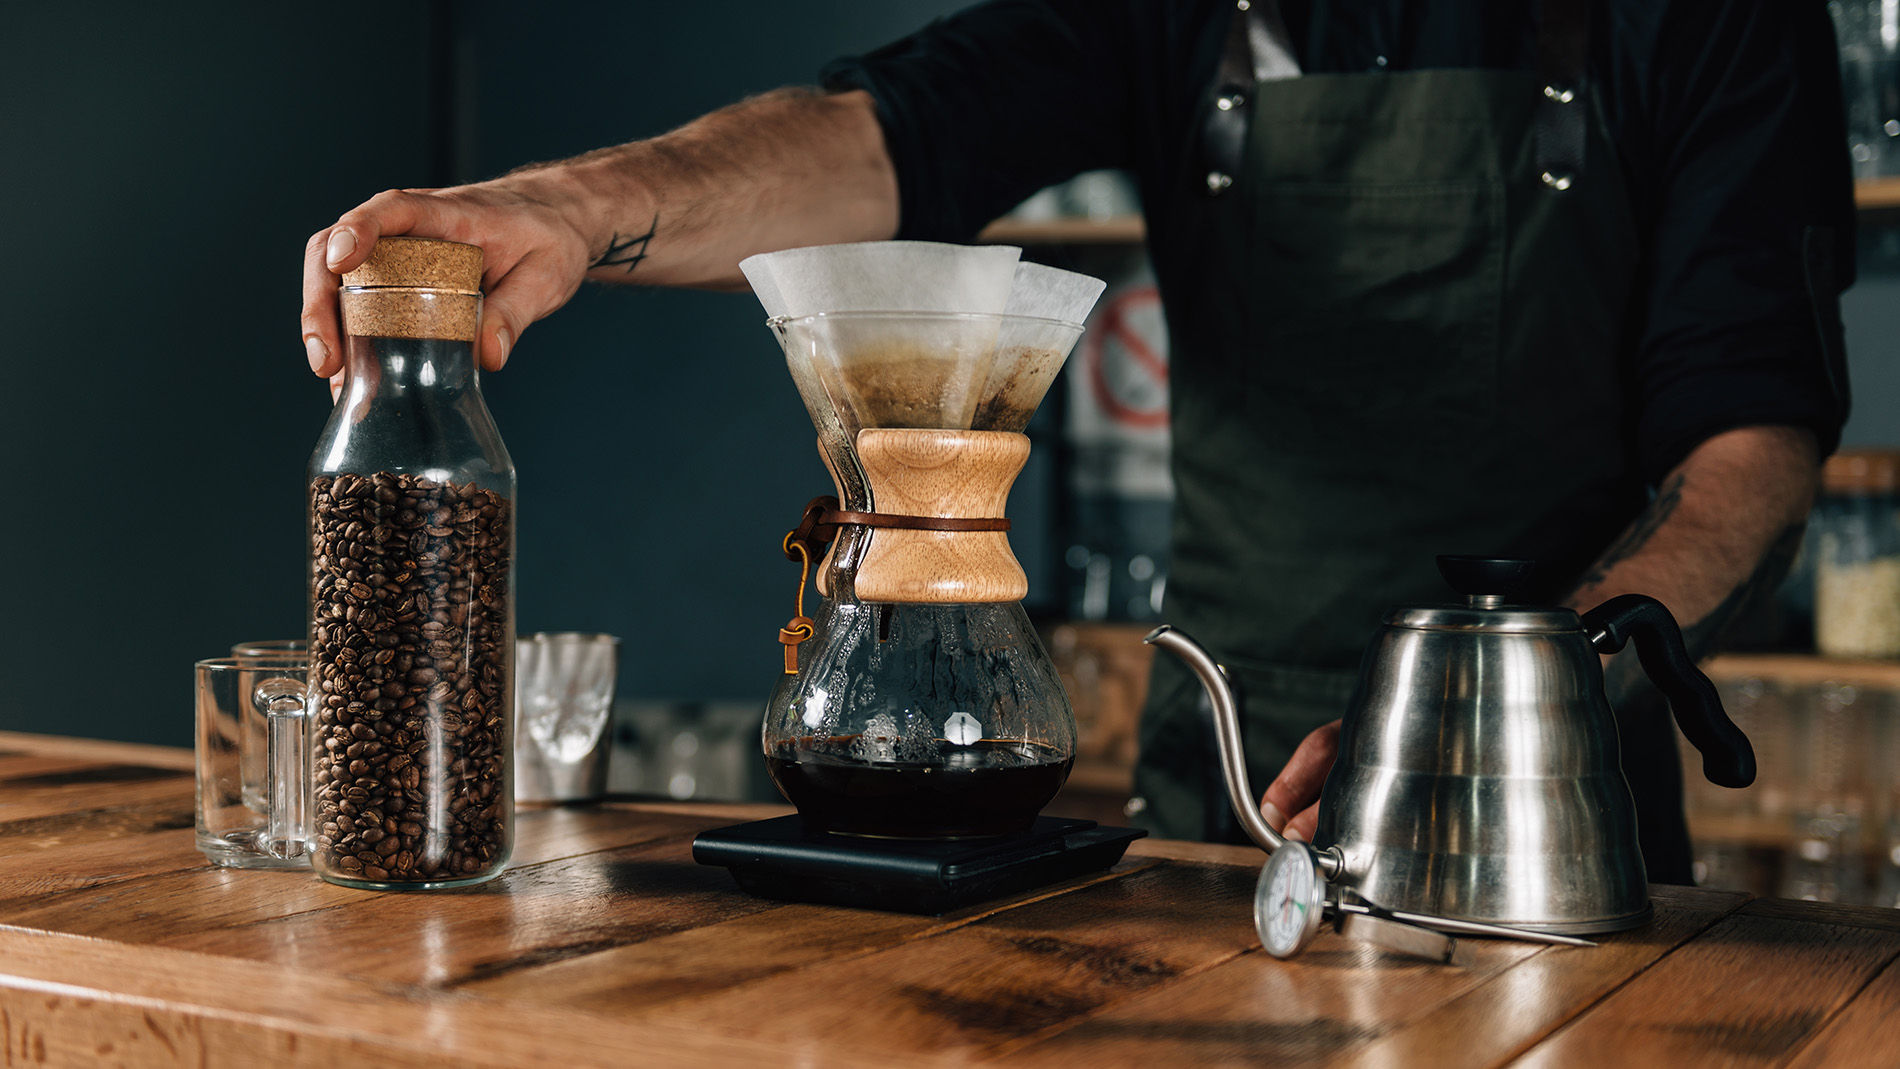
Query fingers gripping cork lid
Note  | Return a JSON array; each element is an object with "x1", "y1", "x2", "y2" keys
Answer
[
  {"x1": 341, "y1": 237, "x2": 484, "y2": 293},
  {"x1": 339, "y1": 238, "x2": 484, "y2": 343}
]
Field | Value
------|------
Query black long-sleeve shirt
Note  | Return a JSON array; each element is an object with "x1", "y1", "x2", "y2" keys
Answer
[{"x1": 823, "y1": 0, "x2": 1855, "y2": 481}]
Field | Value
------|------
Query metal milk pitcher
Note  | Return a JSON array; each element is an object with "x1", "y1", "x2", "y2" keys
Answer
[{"x1": 1149, "y1": 555, "x2": 1756, "y2": 935}]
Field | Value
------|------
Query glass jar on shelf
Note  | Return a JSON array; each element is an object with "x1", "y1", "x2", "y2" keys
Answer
[
  {"x1": 305, "y1": 237, "x2": 516, "y2": 889},
  {"x1": 1781, "y1": 680, "x2": 1874, "y2": 903},
  {"x1": 1814, "y1": 450, "x2": 1900, "y2": 660},
  {"x1": 1830, "y1": 0, "x2": 1900, "y2": 177}
]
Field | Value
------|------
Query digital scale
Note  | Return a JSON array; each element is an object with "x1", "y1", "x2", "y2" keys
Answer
[{"x1": 693, "y1": 815, "x2": 1146, "y2": 915}]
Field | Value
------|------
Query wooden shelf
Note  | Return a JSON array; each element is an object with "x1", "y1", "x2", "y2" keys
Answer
[
  {"x1": 1858, "y1": 175, "x2": 1900, "y2": 214},
  {"x1": 1686, "y1": 810, "x2": 1801, "y2": 851},
  {"x1": 981, "y1": 178, "x2": 1900, "y2": 246},
  {"x1": 976, "y1": 215, "x2": 1145, "y2": 246},
  {"x1": 1702, "y1": 652, "x2": 1900, "y2": 690}
]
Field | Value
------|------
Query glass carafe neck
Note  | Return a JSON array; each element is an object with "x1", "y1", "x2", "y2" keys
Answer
[
  {"x1": 314, "y1": 331, "x2": 512, "y2": 488},
  {"x1": 342, "y1": 335, "x2": 478, "y2": 405}
]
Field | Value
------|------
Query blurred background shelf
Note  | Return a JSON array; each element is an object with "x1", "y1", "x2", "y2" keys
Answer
[
  {"x1": 1857, "y1": 175, "x2": 1900, "y2": 216},
  {"x1": 978, "y1": 215, "x2": 1147, "y2": 245},
  {"x1": 1692, "y1": 654, "x2": 1900, "y2": 909},
  {"x1": 1703, "y1": 652, "x2": 1900, "y2": 690}
]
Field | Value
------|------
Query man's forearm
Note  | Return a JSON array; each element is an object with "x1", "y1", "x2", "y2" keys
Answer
[
  {"x1": 537, "y1": 88, "x2": 899, "y2": 290},
  {"x1": 306, "y1": 87, "x2": 901, "y2": 373},
  {"x1": 1565, "y1": 425, "x2": 1819, "y2": 696}
]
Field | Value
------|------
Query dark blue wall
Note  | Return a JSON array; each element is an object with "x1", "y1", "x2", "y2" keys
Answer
[
  {"x1": 0, "y1": 2, "x2": 972, "y2": 746},
  {"x1": 2, "y1": 5, "x2": 432, "y2": 744}
]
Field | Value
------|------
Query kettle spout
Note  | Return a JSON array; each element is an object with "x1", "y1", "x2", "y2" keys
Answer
[{"x1": 1143, "y1": 625, "x2": 1290, "y2": 856}]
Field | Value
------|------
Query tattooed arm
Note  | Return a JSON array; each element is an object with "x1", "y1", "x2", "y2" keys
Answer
[
  {"x1": 1565, "y1": 424, "x2": 1820, "y2": 705},
  {"x1": 301, "y1": 88, "x2": 897, "y2": 376},
  {"x1": 1258, "y1": 424, "x2": 1821, "y2": 842}
]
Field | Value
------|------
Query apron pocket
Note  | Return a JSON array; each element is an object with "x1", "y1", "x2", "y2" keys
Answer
[{"x1": 1241, "y1": 179, "x2": 1504, "y2": 455}]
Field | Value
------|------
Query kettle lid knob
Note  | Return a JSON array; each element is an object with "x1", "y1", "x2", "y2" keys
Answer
[{"x1": 1437, "y1": 556, "x2": 1537, "y2": 602}]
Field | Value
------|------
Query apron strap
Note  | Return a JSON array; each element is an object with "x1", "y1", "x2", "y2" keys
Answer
[
  {"x1": 1200, "y1": 0, "x2": 1300, "y2": 196},
  {"x1": 1535, "y1": 0, "x2": 1592, "y2": 190},
  {"x1": 1200, "y1": 0, "x2": 1595, "y2": 196}
]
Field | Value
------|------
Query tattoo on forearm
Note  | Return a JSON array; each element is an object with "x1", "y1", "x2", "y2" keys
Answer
[
  {"x1": 1677, "y1": 522, "x2": 1807, "y2": 660},
  {"x1": 1601, "y1": 521, "x2": 1807, "y2": 708},
  {"x1": 593, "y1": 215, "x2": 658, "y2": 273},
  {"x1": 1575, "y1": 474, "x2": 1686, "y2": 592}
]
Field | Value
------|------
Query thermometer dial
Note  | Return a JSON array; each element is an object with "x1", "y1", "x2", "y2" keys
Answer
[{"x1": 1254, "y1": 840, "x2": 1328, "y2": 959}]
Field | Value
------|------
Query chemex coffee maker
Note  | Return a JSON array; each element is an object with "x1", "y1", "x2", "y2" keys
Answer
[
  {"x1": 1148, "y1": 555, "x2": 1757, "y2": 961},
  {"x1": 694, "y1": 241, "x2": 1145, "y2": 913}
]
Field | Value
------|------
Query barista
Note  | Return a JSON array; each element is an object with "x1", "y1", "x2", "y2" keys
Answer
[{"x1": 300, "y1": 1, "x2": 1852, "y2": 883}]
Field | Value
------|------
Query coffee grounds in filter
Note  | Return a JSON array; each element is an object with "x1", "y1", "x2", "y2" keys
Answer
[{"x1": 308, "y1": 471, "x2": 511, "y2": 883}]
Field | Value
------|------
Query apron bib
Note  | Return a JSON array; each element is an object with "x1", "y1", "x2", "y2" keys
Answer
[{"x1": 1133, "y1": 0, "x2": 1694, "y2": 882}]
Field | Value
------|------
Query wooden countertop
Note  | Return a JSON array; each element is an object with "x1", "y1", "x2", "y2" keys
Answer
[{"x1": 3, "y1": 730, "x2": 1898, "y2": 1067}]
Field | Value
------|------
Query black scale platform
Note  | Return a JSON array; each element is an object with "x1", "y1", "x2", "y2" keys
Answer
[{"x1": 692, "y1": 815, "x2": 1147, "y2": 915}]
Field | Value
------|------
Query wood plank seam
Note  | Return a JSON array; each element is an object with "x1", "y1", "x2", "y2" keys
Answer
[
  {"x1": 0, "y1": 925, "x2": 909, "y2": 1069},
  {"x1": 1498, "y1": 904, "x2": 1897, "y2": 1066},
  {"x1": 1776, "y1": 943, "x2": 1900, "y2": 1067},
  {"x1": 1325, "y1": 890, "x2": 1757, "y2": 1069},
  {"x1": 1479, "y1": 893, "x2": 1754, "y2": 1067},
  {"x1": 618, "y1": 858, "x2": 1262, "y2": 1061},
  {"x1": 983, "y1": 940, "x2": 1265, "y2": 1063},
  {"x1": 457, "y1": 857, "x2": 1168, "y2": 1003}
]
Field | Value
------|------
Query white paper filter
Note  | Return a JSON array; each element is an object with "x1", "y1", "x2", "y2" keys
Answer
[
  {"x1": 745, "y1": 242, "x2": 1019, "y2": 431},
  {"x1": 744, "y1": 242, "x2": 1103, "y2": 432},
  {"x1": 973, "y1": 263, "x2": 1107, "y2": 431},
  {"x1": 740, "y1": 241, "x2": 1022, "y2": 319},
  {"x1": 1003, "y1": 262, "x2": 1107, "y2": 325}
]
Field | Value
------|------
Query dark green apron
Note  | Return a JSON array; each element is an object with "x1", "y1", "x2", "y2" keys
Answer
[{"x1": 1134, "y1": 0, "x2": 1695, "y2": 882}]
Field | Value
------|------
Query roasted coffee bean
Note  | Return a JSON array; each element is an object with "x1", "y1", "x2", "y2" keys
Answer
[{"x1": 308, "y1": 472, "x2": 511, "y2": 886}]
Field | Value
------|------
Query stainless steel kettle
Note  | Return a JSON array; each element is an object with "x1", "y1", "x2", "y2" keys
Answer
[{"x1": 1148, "y1": 555, "x2": 1756, "y2": 936}]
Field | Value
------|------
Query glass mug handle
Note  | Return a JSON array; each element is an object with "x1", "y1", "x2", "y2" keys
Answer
[{"x1": 252, "y1": 677, "x2": 309, "y2": 860}]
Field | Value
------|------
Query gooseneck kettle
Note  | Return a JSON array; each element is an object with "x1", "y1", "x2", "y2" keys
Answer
[{"x1": 1148, "y1": 555, "x2": 1756, "y2": 940}]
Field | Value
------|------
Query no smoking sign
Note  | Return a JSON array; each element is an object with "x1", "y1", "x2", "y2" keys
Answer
[{"x1": 1073, "y1": 284, "x2": 1169, "y2": 445}]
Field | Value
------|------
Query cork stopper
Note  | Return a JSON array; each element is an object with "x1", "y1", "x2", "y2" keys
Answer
[
  {"x1": 342, "y1": 237, "x2": 483, "y2": 293},
  {"x1": 1823, "y1": 449, "x2": 1900, "y2": 496},
  {"x1": 339, "y1": 237, "x2": 483, "y2": 342}
]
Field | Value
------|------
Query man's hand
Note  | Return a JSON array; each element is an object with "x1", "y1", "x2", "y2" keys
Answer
[
  {"x1": 303, "y1": 179, "x2": 596, "y2": 378},
  {"x1": 300, "y1": 88, "x2": 898, "y2": 386},
  {"x1": 1258, "y1": 720, "x2": 1339, "y2": 843}
]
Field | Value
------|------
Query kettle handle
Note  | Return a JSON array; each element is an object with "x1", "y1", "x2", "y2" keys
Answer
[{"x1": 1580, "y1": 594, "x2": 1757, "y2": 789}]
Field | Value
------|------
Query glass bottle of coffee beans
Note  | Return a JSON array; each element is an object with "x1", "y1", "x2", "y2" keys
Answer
[{"x1": 305, "y1": 237, "x2": 515, "y2": 889}]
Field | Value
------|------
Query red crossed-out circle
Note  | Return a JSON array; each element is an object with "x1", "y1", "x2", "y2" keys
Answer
[{"x1": 1082, "y1": 285, "x2": 1168, "y2": 429}]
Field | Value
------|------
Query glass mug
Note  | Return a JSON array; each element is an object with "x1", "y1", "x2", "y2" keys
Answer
[
  {"x1": 194, "y1": 657, "x2": 309, "y2": 869},
  {"x1": 228, "y1": 640, "x2": 308, "y2": 804}
]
